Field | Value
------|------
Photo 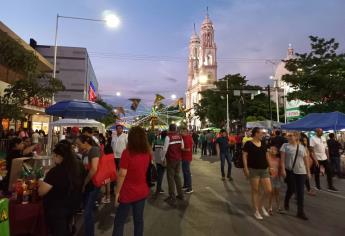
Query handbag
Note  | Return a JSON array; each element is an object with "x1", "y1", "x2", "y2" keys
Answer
[
  {"x1": 92, "y1": 154, "x2": 117, "y2": 187},
  {"x1": 285, "y1": 144, "x2": 299, "y2": 183},
  {"x1": 146, "y1": 162, "x2": 157, "y2": 187}
]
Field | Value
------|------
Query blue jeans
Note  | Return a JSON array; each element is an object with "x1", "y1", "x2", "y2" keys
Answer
[
  {"x1": 207, "y1": 142, "x2": 213, "y2": 156},
  {"x1": 182, "y1": 160, "x2": 192, "y2": 190},
  {"x1": 220, "y1": 152, "x2": 232, "y2": 178},
  {"x1": 113, "y1": 198, "x2": 146, "y2": 236},
  {"x1": 156, "y1": 163, "x2": 166, "y2": 192},
  {"x1": 84, "y1": 187, "x2": 100, "y2": 236}
]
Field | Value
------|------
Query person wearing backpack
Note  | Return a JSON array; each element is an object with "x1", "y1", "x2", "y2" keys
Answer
[
  {"x1": 281, "y1": 132, "x2": 311, "y2": 220},
  {"x1": 38, "y1": 140, "x2": 83, "y2": 236},
  {"x1": 153, "y1": 130, "x2": 168, "y2": 194}
]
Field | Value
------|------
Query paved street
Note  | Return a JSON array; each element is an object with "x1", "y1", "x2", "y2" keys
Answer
[{"x1": 78, "y1": 154, "x2": 345, "y2": 236}]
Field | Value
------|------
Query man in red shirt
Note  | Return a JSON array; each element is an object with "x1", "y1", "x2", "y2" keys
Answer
[
  {"x1": 181, "y1": 128, "x2": 193, "y2": 194},
  {"x1": 162, "y1": 124, "x2": 185, "y2": 204}
]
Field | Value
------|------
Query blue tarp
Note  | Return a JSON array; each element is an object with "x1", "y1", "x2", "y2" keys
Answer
[
  {"x1": 281, "y1": 111, "x2": 345, "y2": 131},
  {"x1": 46, "y1": 100, "x2": 109, "y2": 119}
]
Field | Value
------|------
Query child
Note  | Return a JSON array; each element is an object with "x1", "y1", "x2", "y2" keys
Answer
[
  {"x1": 268, "y1": 146, "x2": 283, "y2": 214},
  {"x1": 101, "y1": 144, "x2": 115, "y2": 204}
]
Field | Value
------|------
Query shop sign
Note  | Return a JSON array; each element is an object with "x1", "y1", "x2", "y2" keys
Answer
[{"x1": 29, "y1": 97, "x2": 51, "y2": 108}]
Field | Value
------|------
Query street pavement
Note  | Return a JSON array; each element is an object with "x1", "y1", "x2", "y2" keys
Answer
[{"x1": 77, "y1": 153, "x2": 345, "y2": 236}]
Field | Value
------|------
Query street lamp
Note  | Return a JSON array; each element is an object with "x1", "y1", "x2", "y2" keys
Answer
[
  {"x1": 116, "y1": 92, "x2": 121, "y2": 97},
  {"x1": 53, "y1": 12, "x2": 120, "y2": 80},
  {"x1": 171, "y1": 94, "x2": 177, "y2": 100},
  {"x1": 270, "y1": 75, "x2": 280, "y2": 123},
  {"x1": 47, "y1": 12, "x2": 120, "y2": 154},
  {"x1": 219, "y1": 78, "x2": 230, "y2": 133}
]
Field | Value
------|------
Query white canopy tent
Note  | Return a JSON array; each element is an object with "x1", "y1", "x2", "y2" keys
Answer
[{"x1": 46, "y1": 119, "x2": 105, "y2": 154}]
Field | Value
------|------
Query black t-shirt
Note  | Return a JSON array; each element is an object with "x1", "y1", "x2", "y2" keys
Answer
[
  {"x1": 243, "y1": 141, "x2": 268, "y2": 169},
  {"x1": 216, "y1": 137, "x2": 229, "y2": 154},
  {"x1": 327, "y1": 139, "x2": 342, "y2": 157},
  {"x1": 44, "y1": 164, "x2": 70, "y2": 209},
  {"x1": 270, "y1": 136, "x2": 288, "y2": 150}
]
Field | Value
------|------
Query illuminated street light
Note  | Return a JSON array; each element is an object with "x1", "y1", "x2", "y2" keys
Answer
[
  {"x1": 171, "y1": 94, "x2": 177, "y2": 100},
  {"x1": 116, "y1": 92, "x2": 121, "y2": 97},
  {"x1": 103, "y1": 10, "x2": 121, "y2": 28}
]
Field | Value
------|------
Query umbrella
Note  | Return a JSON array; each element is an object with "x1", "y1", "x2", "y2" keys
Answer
[{"x1": 45, "y1": 99, "x2": 109, "y2": 119}]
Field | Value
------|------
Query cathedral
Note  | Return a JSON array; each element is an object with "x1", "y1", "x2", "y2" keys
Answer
[{"x1": 185, "y1": 12, "x2": 217, "y2": 130}]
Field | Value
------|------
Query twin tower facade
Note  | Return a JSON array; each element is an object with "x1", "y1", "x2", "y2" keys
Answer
[{"x1": 185, "y1": 13, "x2": 217, "y2": 130}]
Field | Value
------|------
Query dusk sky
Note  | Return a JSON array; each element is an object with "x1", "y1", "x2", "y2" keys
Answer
[{"x1": 1, "y1": 0, "x2": 345, "y2": 107}]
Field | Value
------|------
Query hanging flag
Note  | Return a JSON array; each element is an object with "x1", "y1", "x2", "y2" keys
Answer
[
  {"x1": 129, "y1": 98, "x2": 141, "y2": 111},
  {"x1": 175, "y1": 97, "x2": 184, "y2": 111},
  {"x1": 154, "y1": 94, "x2": 165, "y2": 106},
  {"x1": 114, "y1": 107, "x2": 125, "y2": 116},
  {"x1": 88, "y1": 81, "x2": 97, "y2": 101}
]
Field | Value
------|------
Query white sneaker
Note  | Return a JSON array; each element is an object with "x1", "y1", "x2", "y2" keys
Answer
[
  {"x1": 261, "y1": 207, "x2": 270, "y2": 217},
  {"x1": 254, "y1": 211, "x2": 263, "y2": 220}
]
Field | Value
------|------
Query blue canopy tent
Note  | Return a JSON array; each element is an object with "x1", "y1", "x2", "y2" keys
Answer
[
  {"x1": 46, "y1": 99, "x2": 109, "y2": 119},
  {"x1": 281, "y1": 111, "x2": 345, "y2": 131}
]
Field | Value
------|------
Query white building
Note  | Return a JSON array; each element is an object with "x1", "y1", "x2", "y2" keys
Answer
[
  {"x1": 273, "y1": 44, "x2": 309, "y2": 121},
  {"x1": 185, "y1": 13, "x2": 217, "y2": 130}
]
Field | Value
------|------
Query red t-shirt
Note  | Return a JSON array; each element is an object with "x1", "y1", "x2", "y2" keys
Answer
[
  {"x1": 182, "y1": 134, "x2": 193, "y2": 161},
  {"x1": 119, "y1": 149, "x2": 151, "y2": 203}
]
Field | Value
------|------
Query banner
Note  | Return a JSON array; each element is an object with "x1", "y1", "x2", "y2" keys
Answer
[
  {"x1": 114, "y1": 107, "x2": 125, "y2": 116},
  {"x1": 88, "y1": 81, "x2": 97, "y2": 102},
  {"x1": 129, "y1": 98, "x2": 141, "y2": 111},
  {"x1": 154, "y1": 94, "x2": 165, "y2": 106},
  {"x1": 175, "y1": 97, "x2": 184, "y2": 111}
]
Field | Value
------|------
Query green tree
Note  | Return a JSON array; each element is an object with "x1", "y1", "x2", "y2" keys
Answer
[
  {"x1": 95, "y1": 98, "x2": 118, "y2": 127},
  {"x1": 195, "y1": 74, "x2": 280, "y2": 128},
  {"x1": 0, "y1": 30, "x2": 64, "y2": 132},
  {"x1": 283, "y1": 36, "x2": 345, "y2": 114}
]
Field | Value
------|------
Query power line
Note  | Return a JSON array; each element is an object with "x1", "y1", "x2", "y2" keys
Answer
[{"x1": 88, "y1": 51, "x2": 282, "y2": 64}]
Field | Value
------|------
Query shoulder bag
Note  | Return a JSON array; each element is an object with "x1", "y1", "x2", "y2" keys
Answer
[{"x1": 284, "y1": 144, "x2": 299, "y2": 183}]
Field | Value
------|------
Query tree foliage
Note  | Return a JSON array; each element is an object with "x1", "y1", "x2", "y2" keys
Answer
[
  {"x1": 194, "y1": 74, "x2": 280, "y2": 128},
  {"x1": 0, "y1": 30, "x2": 65, "y2": 126},
  {"x1": 283, "y1": 36, "x2": 345, "y2": 114},
  {"x1": 95, "y1": 98, "x2": 118, "y2": 127}
]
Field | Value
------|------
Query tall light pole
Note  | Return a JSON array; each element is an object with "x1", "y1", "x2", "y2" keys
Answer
[
  {"x1": 226, "y1": 78, "x2": 230, "y2": 133},
  {"x1": 53, "y1": 13, "x2": 120, "y2": 81},
  {"x1": 270, "y1": 75, "x2": 280, "y2": 123},
  {"x1": 47, "y1": 12, "x2": 120, "y2": 154}
]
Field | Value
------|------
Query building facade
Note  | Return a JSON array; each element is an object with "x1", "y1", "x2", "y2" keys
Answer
[
  {"x1": 185, "y1": 13, "x2": 217, "y2": 130},
  {"x1": 0, "y1": 21, "x2": 53, "y2": 133},
  {"x1": 273, "y1": 44, "x2": 309, "y2": 122},
  {"x1": 33, "y1": 42, "x2": 99, "y2": 102}
]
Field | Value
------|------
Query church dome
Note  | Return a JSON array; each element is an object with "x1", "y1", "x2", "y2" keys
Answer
[
  {"x1": 202, "y1": 15, "x2": 213, "y2": 26},
  {"x1": 190, "y1": 33, "x2": 200, "y2": 43}
]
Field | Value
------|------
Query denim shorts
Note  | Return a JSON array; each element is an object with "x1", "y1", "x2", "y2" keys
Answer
[{"x1": 249, "y1": 168, "x2": 270, "y2": 179}]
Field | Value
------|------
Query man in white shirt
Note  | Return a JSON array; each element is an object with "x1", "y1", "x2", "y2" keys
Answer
[
  {"x1": 32, "y1": 130, "x2": 40, "y2": 144},
  {"x1": 310, "y1": 128, "x2": 338, "y2": 192},
  {"x1": 111, "y1": 124, "x2": 128, "y2": 170}
]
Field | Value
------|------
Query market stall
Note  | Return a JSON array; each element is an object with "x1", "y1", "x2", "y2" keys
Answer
[
  {"x1": 281, "y1": 111, "x2": 345, "y2": 131},
  {"x1": 246, "y1": 120, "x2": 282, "y2": 129},
  {"x1": 281, "y1": 111, "x2": 345, "y2": 177},
  {"x1": 46, "y1": 118, "x2": 105, "y2": 154}
]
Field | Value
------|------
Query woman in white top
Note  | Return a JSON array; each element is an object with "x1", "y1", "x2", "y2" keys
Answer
[{"x1": 281, "y1": 132, "x2": 310, "y2": 220}]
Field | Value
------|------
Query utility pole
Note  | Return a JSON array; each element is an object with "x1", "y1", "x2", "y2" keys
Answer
[
  {"x1": 268, "y1": 85, "x2": 272, "y2": 121},
  {"x1": 226, "y1": 78, "x2": 230, "y2": 133}
]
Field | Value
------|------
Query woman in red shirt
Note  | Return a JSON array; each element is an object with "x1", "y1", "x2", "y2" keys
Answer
[{"x1": 113, "y1": 126, "x2": 151, "y2": 236}]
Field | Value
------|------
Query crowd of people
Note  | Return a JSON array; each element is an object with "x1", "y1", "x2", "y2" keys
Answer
[{"x1": 1, "y1": 123, "x2": 344, "y2": 235}]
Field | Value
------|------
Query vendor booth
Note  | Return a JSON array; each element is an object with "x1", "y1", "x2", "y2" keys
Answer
[
  {"x1": 281, "y1": 111, "x2": 345, "y2": 131},
  {"x1": 46, "y1": 118, "x2": 105, "y2": 154},
  {"x1": 246, "y1": 120, "x2": 282, "y2": 129}
]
